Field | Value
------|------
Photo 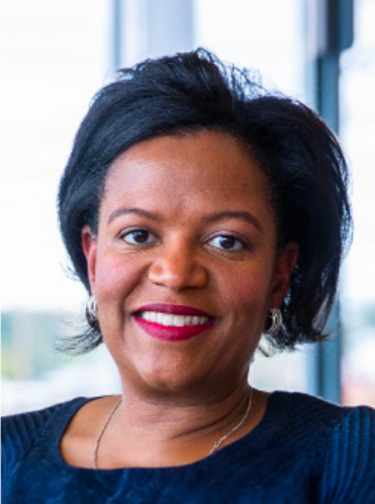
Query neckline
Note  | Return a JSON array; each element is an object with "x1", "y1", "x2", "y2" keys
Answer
[{"x1": 48, "y1": 391, "x2": 284, "y2": 473}]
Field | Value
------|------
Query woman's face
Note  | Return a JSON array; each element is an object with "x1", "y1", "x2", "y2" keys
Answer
[{"x1": 82, "y1": 130, "x2": 298, "y2": 397}]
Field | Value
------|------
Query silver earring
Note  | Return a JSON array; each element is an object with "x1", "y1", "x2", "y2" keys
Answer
[
  {"x1": 86, "y1": 295, "x2": 98, "y2": 321},
  {"x1": 267, "y1": 308, "x2": 282, "y2": 335}
]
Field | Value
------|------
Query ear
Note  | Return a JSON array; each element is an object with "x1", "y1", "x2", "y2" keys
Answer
[
  {"x1": 270, "y1": 241, "x2": 299, "y2": 308},
  {"x1": 81, "y1": 225, "x2": 97, "y2": 293}
]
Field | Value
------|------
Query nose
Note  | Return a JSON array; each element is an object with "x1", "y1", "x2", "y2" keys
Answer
[{"x1": 147, "y1": 242, "x2": 208, "y2": 291}]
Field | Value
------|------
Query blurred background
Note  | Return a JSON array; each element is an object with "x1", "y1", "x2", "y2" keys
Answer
[{"x1": 2, "y1": 0, "x2": 374, "y2": 414}]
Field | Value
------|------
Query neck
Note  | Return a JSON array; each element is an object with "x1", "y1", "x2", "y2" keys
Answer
[
  {"x1": 118, "y1": 380, "x2": 251, "y2": 436},
  {"x1": 99, "y1": 380, "x2": 256, "y2": 467}
]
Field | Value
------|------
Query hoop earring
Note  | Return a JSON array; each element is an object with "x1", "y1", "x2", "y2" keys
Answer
[
  {"x1": 267, "y1": 308, "x2": 282, "y2": 335},
  {"x1": 86, "y1": 295, "x2": 98, "y2": 321}
]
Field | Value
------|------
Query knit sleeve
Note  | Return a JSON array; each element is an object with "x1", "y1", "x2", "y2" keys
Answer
[
  {"x1": 318, "y1": 405, "x2": 375, "y2": 503},
  {"x1": 1, "y1": 404, "x2": 63, "y2": 482}
]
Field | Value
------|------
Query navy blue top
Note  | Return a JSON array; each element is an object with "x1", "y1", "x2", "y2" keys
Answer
[{"x1": 2, "y1": 391, "x2": 375, "y2": 503}]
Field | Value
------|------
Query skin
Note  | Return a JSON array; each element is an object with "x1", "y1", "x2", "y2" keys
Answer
[{"x1": 61, "y1": 130, "x2": 298, "y2": 469}]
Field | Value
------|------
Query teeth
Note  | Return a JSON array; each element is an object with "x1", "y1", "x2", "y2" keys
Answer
[
  {"x1": 173, "y1": 315, "x2": 184, "y2": 327},
  {"x1": 139, "y1": 312, "x2": 210, "y2": 327}
]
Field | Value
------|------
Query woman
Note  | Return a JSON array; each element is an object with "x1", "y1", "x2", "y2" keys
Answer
[{"x1": 2, "y1": 49, "x2": 374, "y2": 503}]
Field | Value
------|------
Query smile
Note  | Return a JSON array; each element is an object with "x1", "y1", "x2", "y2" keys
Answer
[
  {"x1": 133, "y1": 304, "x2": 215, "y2": 342},
  {"x1": 138, "y1": 312, "x2": 211, "y2": 327}
]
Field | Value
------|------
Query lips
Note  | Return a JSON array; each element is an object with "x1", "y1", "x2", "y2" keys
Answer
[
  {"x1": 133, "y1": 303, "x2": 215, "y2": 342},
  {"x1": 135, "y1": 304, "x2": 212, "y2": 316}
]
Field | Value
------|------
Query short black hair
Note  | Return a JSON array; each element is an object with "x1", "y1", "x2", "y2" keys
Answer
[{"x1": 58, "y1": 48, "x2": 352, "y2": 353}]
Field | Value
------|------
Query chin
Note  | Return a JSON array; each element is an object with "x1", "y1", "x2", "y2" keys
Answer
[
  {"x1": 142, "y1": 367, "x2": 206, "y2": 395},
  {"x1": 121, "y1": 357, "x2": 215, "y2": 399}
]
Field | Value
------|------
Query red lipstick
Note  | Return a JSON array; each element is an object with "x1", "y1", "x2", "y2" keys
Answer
[{"x1": 133, "y1": 304, "x2": 215, "y2": 342}]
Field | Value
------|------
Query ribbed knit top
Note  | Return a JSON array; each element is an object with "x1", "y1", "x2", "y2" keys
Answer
[{"x1": 2, "y1": 391, "x2": 375, "y2": 503}]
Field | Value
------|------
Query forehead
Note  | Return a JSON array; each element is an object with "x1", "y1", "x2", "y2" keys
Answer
[{"x1": 102, "y1": 130, "x2": 274, "y2": 222}]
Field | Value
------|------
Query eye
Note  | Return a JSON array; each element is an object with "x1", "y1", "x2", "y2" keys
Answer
[
  {"x1": 208, "y1": 235, "x2": 245, "y2": 251},
  {"x1": 121, "y1": 229, "x2": 156, "y2": 245}
]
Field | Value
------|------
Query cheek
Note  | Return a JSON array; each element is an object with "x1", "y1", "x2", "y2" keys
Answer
[
  {"x1": 217, "y1": 265, "x2": 274, "y2": 335},
  {"x1": 222, "y1": 268, "x2": 272, "y2": 308},
  {"x1": 94, "y1": 252, "x2": 143, "y2": 308}
]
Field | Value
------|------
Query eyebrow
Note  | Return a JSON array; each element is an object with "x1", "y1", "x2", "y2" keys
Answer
[
  {"x1": 108, "y1": 207, "x2": 262, "y2": 232},
  {"x1": 202, "y1": 211, "x2": 262, "y2": 232},
  {"x1": 107, "y1": 207, "x2": 161, "y2": 225}
]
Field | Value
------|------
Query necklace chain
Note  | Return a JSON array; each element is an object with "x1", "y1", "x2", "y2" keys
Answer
[
  {"x1": 208, "y1": 387, "x2": 253, "y2": 456},
  {"x1": 93, "y1": 387, "x2": 253, "y2": 469},
  {"x1": 93, "y1": 398, "x2": 122, "y2": 469}
]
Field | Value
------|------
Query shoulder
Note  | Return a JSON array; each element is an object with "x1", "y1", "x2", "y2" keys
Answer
[
  {"x1": 269, "y1": 390, "x2": 375, "y2": 452},
  {"x1": 319, "y1": 403, "x2": 375, "y2": 502},
  {"x1": 2, "y1": 397, "x2": 90, "y2": 442},
  {"x1": 270, "y1": 391, "x2": 375, "y2": 502},
  {"x1": 270, "y1": 390, "x2": 375, "y2": 428},
  {"x1": 1, "y1": 397, "x2": 90, "y2": 475},
  {"x1": 280, "y1": 391, "x2": 375, "y2": 456},
  {"x1": 262, "y1": 391, "x2": 374, "y2": 458}
]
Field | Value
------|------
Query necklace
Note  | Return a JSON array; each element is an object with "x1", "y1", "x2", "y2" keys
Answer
[
  {"x1": 93, "y1": 387, "x2": 253, "y2": 469},
  {"x1": 208, "y1": 387, "x2": 253, "y2": 456},
  {"x1": 93, "y1": 398, "x2": 122, "y2": 470}
]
